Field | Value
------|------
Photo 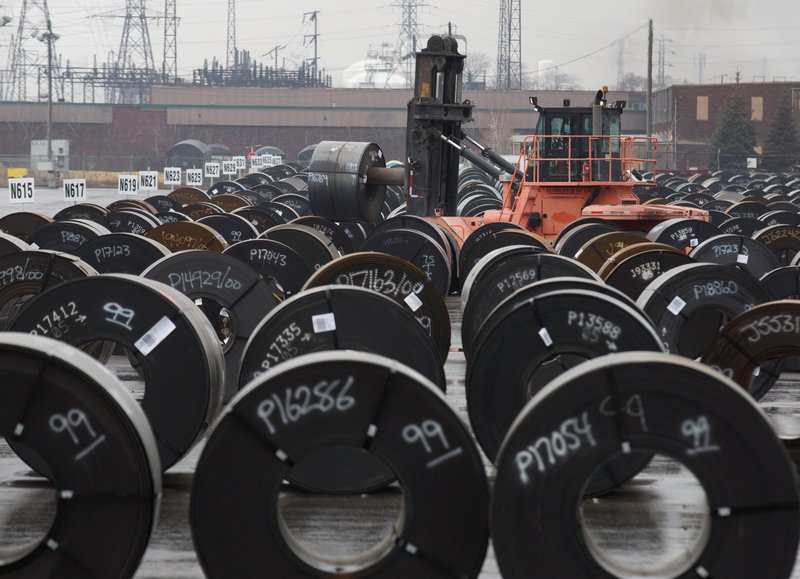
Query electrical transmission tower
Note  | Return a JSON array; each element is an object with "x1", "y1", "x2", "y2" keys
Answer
[
  {"x1": 496, "y1": 0, "x2": 521, "y2": 90},
  {"x1": 114, "y1": 0, "x2": 157, "y2": 103},
  {"x1": 3, "y1": 0, "x2": 61, "y2": 101},
  {"x1": 226, "y1": 0, "x2": 236, "y2": 68},
  {"x1": 395, "y1": 0, "x2": 420, "y2": 87},
  {"x1": 163, "y1": 0, "x2": 177, "y2": 81}
]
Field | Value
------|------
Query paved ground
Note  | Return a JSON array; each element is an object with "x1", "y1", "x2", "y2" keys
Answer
[{"x1": 0, "y1": 187, "x2": 799, "y2": 577}]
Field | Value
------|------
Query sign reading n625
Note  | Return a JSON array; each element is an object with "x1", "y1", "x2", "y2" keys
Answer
[{"x1": 9, "y1": 178, "x2": 35, "y2": 203}]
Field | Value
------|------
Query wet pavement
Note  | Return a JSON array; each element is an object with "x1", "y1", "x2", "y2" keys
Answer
[{"x1": 0, "y1": 188, "x2": 799, "y2": 577}]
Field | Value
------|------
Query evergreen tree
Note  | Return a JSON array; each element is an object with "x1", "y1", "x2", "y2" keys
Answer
[
  {"x1": 763, "y1": 92, "x2": 800, "y2": 171},
  {"x1": 710, "y1": 90, "x2": 758, "y2": 170}
]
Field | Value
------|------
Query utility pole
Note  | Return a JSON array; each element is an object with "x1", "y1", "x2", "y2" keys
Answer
[
  {"x1": 46, "y1": 20, "x2": 53, "y2": 168},
  {"x1": 646, "y1": 19, "x2": 652, "y2": 138},
  {"x1": 264, "y1": 45, "x2": 285, "y2": 70}
]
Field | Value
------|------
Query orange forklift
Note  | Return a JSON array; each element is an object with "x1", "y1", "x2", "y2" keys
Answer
[{"x1": 403, "y1": 35, "x2": 707, "y2": 243}]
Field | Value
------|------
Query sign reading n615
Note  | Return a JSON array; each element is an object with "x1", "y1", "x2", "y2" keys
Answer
[{"x1": 9, "y1": 178, "x2": 35, "y2": 203}]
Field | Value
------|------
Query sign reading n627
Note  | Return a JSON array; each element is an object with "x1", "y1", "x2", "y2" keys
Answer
[{"x1": 9, "y1": 178, "x2": 35, "y2": 203}]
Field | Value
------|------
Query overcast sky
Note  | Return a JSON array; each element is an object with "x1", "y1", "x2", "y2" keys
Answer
[{"x1": 1, "y1": 0, "x2": 798, "y2": 91}]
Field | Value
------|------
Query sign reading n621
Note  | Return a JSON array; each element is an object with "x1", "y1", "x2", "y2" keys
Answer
[{"x1": 9, "y1": 178, "x2": 35, "y2": 203}]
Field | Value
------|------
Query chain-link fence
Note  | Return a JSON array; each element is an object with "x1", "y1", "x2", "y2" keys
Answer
[{"x1": 0, "y1": 154, "x2": 185, "y2": 187}]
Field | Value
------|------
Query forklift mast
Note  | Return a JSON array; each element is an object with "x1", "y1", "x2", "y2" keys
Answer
[{"x1": 405, "y1": 36, "x2": 474, "y2": 217}]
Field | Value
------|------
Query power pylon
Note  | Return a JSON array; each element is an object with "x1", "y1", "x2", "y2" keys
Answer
[
  {"x1": 163, "y1": 0, "x2": 177, "y2": 81},
  {"x1": 114, "y1": 0, "x2": 157, "y2": 102},
  {"x1": 3, "y1": 0, "x2": 61, "y2": 101},
  {"x1": 395, "y1": 0, "x2": 420, "y2": 87},
  {"x1": 226, "y1": 0, "x2": 236, "y2": 68},
  {"x1": 496, "y1": 0, "x2": 521, "y2": 90}
]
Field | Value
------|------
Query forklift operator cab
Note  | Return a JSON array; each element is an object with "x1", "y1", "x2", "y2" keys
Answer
[{"x1": 531, "y1": 103, "x2": 623, "y2": 182}]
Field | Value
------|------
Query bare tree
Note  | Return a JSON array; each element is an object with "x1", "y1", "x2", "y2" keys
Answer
[{"x1": 464, "y1": 51, "x2": 490, "y2": 90}]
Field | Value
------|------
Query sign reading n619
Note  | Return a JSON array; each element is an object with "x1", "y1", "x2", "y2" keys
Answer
[{"x1": 9, "y1": 178, "x2": 35, "y2": 203}]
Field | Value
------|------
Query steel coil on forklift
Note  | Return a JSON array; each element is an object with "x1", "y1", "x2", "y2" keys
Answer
[
  {"x1": 74, "y1": 232, "x2": 171, "y2": 274},
  {"x1": 466, "y1": 286, "x2": 664, "y2": 493},
  {"x1": 191, "y1": 351, "x2": 489, "y2": 578},
  {"x1": 223, "y1": 238, "x2": 315, "y2": 298},
  {"x1": 307, "y1": 141, "x2": 388, "y2": 222},
  {"x1": 597, "y1": 242, "x2": 694, "y2": 300},
  {"x1": 8, "y1": 274, "x2": 225, "y2": 470},
  {"x1": 303, "y1": 252, "x2": 451, "y2": 362},
  {"x1": 688, "y1": 234, "x2": 779, "y2": 279},
  {"x1": 0, "y1": 334, "x2": 161, "y2": 578},
  {"x1": 459, "y1": 248, "x2": 601, "y2": 357},
  {"x1": 491, "y1": 352, "x2": 800, "y2": 578},
  {"x1": 238, "y1": 285, "x2": 446, "y2": 493},
  {"x1": 143, "y1": 250, "x2": 280, "y2": 403}
]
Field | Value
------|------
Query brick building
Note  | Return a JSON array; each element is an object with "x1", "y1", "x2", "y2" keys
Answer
[
  {"x1": 652, "y1": 81, "x2": 800, "y2": 171},
  {"x1": 0, "y1": 86, "x2": 644, "y2": 173}
]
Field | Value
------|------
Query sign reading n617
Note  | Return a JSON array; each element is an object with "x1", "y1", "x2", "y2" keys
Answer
[
  {"x1": 63, "y1": 179, "x2": 86, "y2": 202},
  {"x1": 9, "y1": 178, "x2": 35, "y2": 203}
]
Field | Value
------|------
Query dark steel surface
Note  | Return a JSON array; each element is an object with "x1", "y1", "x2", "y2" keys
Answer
[{"x1": 0, "y1": 189, "x2": 798, "y2": 577}]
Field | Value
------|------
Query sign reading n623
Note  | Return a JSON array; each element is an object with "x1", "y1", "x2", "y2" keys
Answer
[{"x1": 9, "y1": 178, "x2": 35, "y2": 203}]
